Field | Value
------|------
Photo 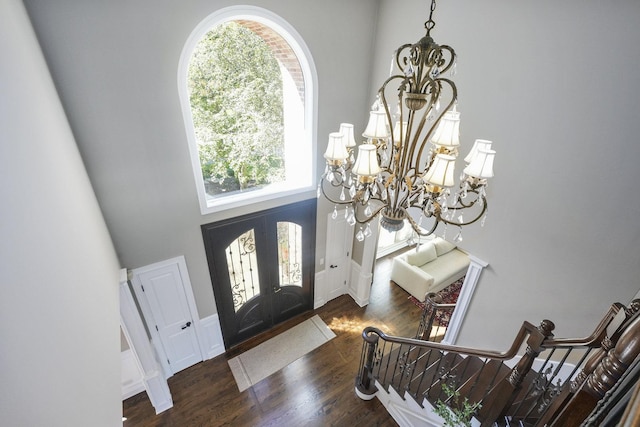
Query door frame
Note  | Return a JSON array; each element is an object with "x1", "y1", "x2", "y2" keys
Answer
[
  {"x1": 130, "y1": 255, "x2": 206, "y2": 378},
  {"x1": 202, "y1": 198, "x2": 316, "y2": 348}
]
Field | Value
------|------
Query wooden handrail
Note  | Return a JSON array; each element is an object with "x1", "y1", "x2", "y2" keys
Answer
[{"x1": 356, "y1": 301, "x2": 640, "y2": 426}]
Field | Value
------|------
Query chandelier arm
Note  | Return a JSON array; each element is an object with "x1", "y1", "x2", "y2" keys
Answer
[
  {"x1": 439, "y1": 197, "x2": 488, "y2": 227},
  {"x1": 414, "y1": 80, "x2": 457, "y2": 164},
  {"x1": 404, "y1": 207, "x2": 439, "y2": 237},
  {"x1": 318, "y1": 175, "x2": 353, "y2": 205},
  {"x1": 353, "y1": 202, "x2": 386, "y2": 226}
]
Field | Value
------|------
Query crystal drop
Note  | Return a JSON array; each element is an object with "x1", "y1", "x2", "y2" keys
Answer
[
  {"x1": 363, "y1": 189, "x2": 370, "y2": 203},
  {"x1": 451, "y1": 61, "x2": 457, "y2": 77},
  {"x1": 327, "y1": 171, "x2": 335, "y2": 183},
  {"x1": 332, "y1": 206, "x2": 338, "y2": 220},
  {"x1": 418, "y1": 192, "x2": 424, "y2": 206},
  {"x1": 340, "y1": 188, "x2": 346, "y2": 201},
  {"x1": 407, "y1": 237, "x2": 415, "y2": 246},
  {"x1": 317, "y1": 186, "x2": 321, "y2": 198},
  {"x1": 435, "y1": 99, "x2": 441, "y2": 112},
  {"x1": 347, "y1": 212, "x2": 356, "y2": 226},
  {"x1": 349, "y1": 185, "x2": 356, "y2": 198},
  {"x1": 381, "y1": 188, "x2": 387, "y2": 200},
  {"x1": 458, "y1": 214, "x2": 464, "y2": 223},
  {"x1": 442, "y1": 224, "x2": 448, "y2": 240},
  {"x1": 418, "y1": 216, "x2": 424, "y2": 226},
  {"x1": 481, "y1": 214, "x2": 487, "y2": 227},
  {"x1": 344, "y1": 207, "x2": 349, "y2": 219},
  {"x1": 364, "y1": 224, "x2": 372, "y2": 237},
  {"x1": 356, "y1": 229, "x2": 365, "y2": 242},
  {"x1": 404, "y1": 64, "x2": 414, "y2": 77},
  {"x1": 461, "y1": 188, "x2": 468, "y2": 199},
  {"x1": 364, "y1": 204, "x2": 372, "y2": 217},
  {"x1": 454, "y1": 230, "x2": 463, "y2": 243},
  {"x1": 371, "y1": 185, "x2": 377, "y2": 196}
]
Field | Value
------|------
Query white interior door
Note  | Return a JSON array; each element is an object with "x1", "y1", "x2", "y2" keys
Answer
[
  {"x1": 325, "y1": 212, "x2": 354, "y2": 301},
  {"x1": 132, "y1": 257, "x2": 204, "y2": 375}
]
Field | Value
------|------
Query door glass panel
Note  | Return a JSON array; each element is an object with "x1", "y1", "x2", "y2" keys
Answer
[
  {"x1": 226, "y1": 229, "x2": 260, "y2": 312},
  {"x1": 277, "y1": 221, "x2": 302, "y2": 287}
]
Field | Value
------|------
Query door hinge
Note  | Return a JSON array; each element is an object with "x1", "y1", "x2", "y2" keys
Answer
[
  {"x1": 155, "y1": 325, "x2": 158, "y2": 331},
  {"x1": 141, "y1": 285, "x2": 145, "y2": 292}
]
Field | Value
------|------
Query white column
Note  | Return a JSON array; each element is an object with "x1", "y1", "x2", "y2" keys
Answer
[
  {"x1": 119, "y1": 270, "x2": 173, "y2": 413},
  {"x1": 442, "y1": 255, "x2": 488, "y2": 345}
]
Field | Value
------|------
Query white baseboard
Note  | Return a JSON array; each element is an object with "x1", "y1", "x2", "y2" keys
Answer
[
  {"x1": 201, "y1": 314, "x2": 225, "y2": 359},
  {"x1": 121, "y1": 349, "x2": 145, "y2": 400}
]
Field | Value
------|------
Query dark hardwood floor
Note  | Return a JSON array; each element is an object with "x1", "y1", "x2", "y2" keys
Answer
[{"x1": 123, "y1": 254, "x2": 422, "y2": 426}]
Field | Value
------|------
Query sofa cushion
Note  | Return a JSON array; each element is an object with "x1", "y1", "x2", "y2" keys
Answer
[
  {"x1": 405, "y1": 242, "x2": 437, "y2": 266},
  {"x1": 432, "y1": 237, "x2": 456, "y2": 256}
]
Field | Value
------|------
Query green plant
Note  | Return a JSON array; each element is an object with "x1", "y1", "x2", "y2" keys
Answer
[{"x1": 433, "y1": 383, "x2": 482, "y2": 427}]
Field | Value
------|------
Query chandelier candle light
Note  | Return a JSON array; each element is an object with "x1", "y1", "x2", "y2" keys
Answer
[{"x1": 318, "y1": 0, "x2": 496, "y2": 242}]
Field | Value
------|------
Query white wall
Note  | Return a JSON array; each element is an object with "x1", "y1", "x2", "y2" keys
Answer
[
  {"x1": 0, "y1": 1, "x2": 122, "y2": 425},
  {"x1": 23, "y1": 0, "x2": 380, "y2": 319},
  {"x1": 374, "y1": 0, "x2": 640, "y2": 349}
]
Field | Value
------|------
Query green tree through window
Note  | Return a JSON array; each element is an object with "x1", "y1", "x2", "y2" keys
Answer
[{"x1": 188, "y1": 22, "x2": 285, "y2": 196}]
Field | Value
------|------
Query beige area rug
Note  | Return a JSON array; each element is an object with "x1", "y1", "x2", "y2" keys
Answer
[{"x1": 228, "y1": 315, "x2": 336, "y2": 392}]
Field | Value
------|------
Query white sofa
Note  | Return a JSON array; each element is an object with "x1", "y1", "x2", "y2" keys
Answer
[{"x1": 390, "y1": 237, "x2": 469, "y2": 300}]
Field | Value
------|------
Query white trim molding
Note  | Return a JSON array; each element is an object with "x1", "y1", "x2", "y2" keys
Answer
[
  {"x1": 348, "y1": 260, "x2": 372, "y2": 307},
  {"x1": 119, "y1": 270, "x2": 173, "y2": 413},
  {"x1": 442, "y1": 254, "x2": 489, "y2": 345},
  {"x1": 200, "y1": 314, "x2": 225, "y2": 360},
  {"x1": 178, "y1": 5, "x2": 318, "y2": 215}
]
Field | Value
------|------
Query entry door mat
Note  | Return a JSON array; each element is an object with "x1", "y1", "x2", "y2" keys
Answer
[{"x1": 228, "y1": 315, "x2": 336, "y2": 392}]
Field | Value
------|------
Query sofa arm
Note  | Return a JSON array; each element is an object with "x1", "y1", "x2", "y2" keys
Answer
[{"x1": 390, "y1": 257, "x2": 435, "y2": 300}]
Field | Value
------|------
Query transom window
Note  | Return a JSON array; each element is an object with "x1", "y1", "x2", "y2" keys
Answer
[{"x1": 179, "y1": 7, "x2": 317, "y2": 214}]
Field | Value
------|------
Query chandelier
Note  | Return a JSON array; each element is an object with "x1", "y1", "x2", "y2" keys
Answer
[{"x1": 318, "y1": 0, "x2": 496, "y2": 242}]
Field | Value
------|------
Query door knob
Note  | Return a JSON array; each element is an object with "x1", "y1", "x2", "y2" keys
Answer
[
  {"x1": 330, "y1": 264, "x2": 337, "y2": 268},
  {"x1": 181, "y1": 321, "x2": 192, "y2": 330}
]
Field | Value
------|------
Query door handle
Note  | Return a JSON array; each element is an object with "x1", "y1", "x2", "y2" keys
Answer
[
  {"x1": 330, "y1": 264, "x2": 338, "y2": 268},
  {"x1": 181, "y1": 321, "x2": 192, "y2": 330},
  {"x1": 273, "y1": 286, "x2": 282, "y2": 293}
]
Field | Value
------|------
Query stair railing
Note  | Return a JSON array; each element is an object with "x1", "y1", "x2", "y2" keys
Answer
[
  {"x1": 356, "y1": 301, "x2": 639, "y2": 427},
  {"x1": 416, "y1": 291, "x2": 456, "y2": 342}
]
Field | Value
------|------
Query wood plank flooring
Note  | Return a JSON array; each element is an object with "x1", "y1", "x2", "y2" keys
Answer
[{"x1": 123, "y1": 254, "x2": 422, "y2": 426}]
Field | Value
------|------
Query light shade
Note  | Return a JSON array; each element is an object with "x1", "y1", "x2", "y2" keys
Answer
[
  {"x1": 431, "y1": 110, "x2": 460, "y2": 147},
  {"x1": 424, "y1": 154, "x2": 456, "y2": 187},
  {"x1": 464, "y1": 139, "x2": 493, "y2": 164},
  {"x1": 339, "y1": 123, "x2": 357, "y2": 148},
  {"x1": 353, "y1": 144, "x2": 381, "y2": 176},
  {"x1": 324, "y1": 132, "x2": 349, "y2": 162},
  {"x1": 393, "y1": 121, "x2": 408, "y2": 143},
  {"x1": 464, "y1": 148, "x2": 495, "y2": 178},
  {"x1": 363, "y1": 111, "x2": 390, "y2": 139}
]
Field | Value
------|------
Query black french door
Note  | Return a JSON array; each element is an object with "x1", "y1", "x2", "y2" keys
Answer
[{"x1": 202, "y1": 199, "x2": 316, "y2": 348}]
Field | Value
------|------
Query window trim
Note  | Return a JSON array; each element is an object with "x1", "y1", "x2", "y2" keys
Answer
[{"x1": 178, "y1": 6, "x2": 318, "y2": 215}]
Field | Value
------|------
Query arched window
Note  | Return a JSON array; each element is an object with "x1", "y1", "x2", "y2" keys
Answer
[{"x1": 179, "y1": 6, "x2": 317, "y2": 214}]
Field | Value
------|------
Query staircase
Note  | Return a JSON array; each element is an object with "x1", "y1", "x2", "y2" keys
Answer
[{"x1": 355, "y1": 299, "x2": 640, "y2": 426}]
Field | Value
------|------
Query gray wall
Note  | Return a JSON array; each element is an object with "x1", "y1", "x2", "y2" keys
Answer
[
  {"x1": 374, "y1": 0, "x2": 640, "y2": 348},
  {"x1": 0, "y1": 1, "x2": 122, "y2": 424},
  {"x1": 24, "y1": 0, "x2": 379, "y2": 319}
]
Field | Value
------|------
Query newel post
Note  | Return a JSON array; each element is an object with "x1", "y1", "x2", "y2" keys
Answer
[
  {"x1": 478, "y1": 319, "x2": 556, "y2": 427},
  {"x1": 355, "y1": 327, "x2": 379, "y2": 400}
]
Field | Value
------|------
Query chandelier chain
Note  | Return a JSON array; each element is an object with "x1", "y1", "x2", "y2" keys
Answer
[{"x1": 425, "y1": 0, "x2": 437, "y2": 34}]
